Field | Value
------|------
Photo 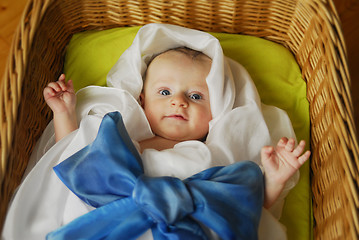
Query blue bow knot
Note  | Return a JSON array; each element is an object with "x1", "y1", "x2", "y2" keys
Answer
[
  {"x1": 47, "y1": 112, "x2": 264, "y2": 240},
  {"x1": 133, "y1": 175, "x2": 194, "y2": 224}
]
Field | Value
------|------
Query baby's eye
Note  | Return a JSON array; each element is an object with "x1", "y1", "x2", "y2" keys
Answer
[
  {"x1": 189, "y1": 93, "x2": 202, "y2": 100},
  {"x1": 159, "y1": 89, "x2": 171, "y2": 96}
]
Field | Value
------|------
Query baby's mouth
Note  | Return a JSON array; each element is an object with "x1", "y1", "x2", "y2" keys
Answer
[{"x1": 165, "y1": 114, "x2": 188, "y2": 121}]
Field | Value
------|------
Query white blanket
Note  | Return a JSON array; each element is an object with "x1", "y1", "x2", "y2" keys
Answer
[{"x1": 2, "y1": 23, "x2": 297, "y2": 240}]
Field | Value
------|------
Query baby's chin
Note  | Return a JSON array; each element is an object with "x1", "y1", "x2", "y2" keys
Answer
[{"x1": 158, "y1": 132, "x2": 207, "y2": 143}]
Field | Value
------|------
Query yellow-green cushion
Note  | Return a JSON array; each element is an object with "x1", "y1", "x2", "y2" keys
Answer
[{"x1": 64, "y1": 26, "x2": 311, "y2": 240}]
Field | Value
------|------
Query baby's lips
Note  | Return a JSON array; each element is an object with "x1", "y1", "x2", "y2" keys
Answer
[{"x1": 165, "y1": 114, "x2": 188, "y2": 121}]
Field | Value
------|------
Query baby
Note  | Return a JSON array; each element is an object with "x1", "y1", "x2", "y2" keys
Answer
[{"x1": 44, "y1": 46, "x2": 311, "y2": 209}]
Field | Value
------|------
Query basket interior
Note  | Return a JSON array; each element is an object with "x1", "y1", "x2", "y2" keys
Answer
[{"x1": 1, "y1": 0, "x2": 358, "y2": 239}]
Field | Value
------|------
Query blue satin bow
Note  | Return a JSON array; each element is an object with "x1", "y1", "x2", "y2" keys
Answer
[{"x1": 47, "y1": 111, "x2": 264, "y2": 240}]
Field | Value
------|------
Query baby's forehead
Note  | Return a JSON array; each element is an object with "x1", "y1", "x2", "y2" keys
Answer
[
  {"x1": 143, "y1": 48, "x2": 212, "y2": 87},
  {"x1": 147, "y1": 49, "x2": 212, "y2": 77},
  {"x1": 149, "y1": 50, "x2": 212, "y2": 75}
]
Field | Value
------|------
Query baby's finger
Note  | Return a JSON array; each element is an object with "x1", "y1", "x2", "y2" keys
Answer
[
  {"x1": 261, "y1": 146, "x2": 277, "y2": 168},
  {"x1": 57, "y1": 74, "x2": 68, "y2": 90},
  {"x1": 298, "y1": 150, "x2": 311, "y2": 165},
  {"x1": 57, "y1": 80, "x2": 67, "y2": 91},
  {"x1": 285, "y1": 138, "x2": 295, "y2": 152},
  {"x1": 292, "y1": 140, "x2": 306, "y2": 157},
  {"x1": 261, "y1": 146, "x2": 274, "y2": 156},
  {"x1": 43, "y1": 86, "x2": 57, "y2": 98},
  {"x1": 47, "y1": 82, "x2": 62, "y2": 92},
  {"x1": 277, "y1": 137, "x2": 288, "y2": 148},
  {"x1": 66, "y1": 79, "x2": 75, "y2": 94},
  {"x1": 58, "y1": 73, "x2": 66, "y2": 82}
]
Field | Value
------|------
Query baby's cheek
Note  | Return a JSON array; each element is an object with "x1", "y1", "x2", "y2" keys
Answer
[
  {"x1": 199, "y1": 108, "x2": 212, "y2": 125},
  {"x1": 144, "y1": 110, "x2": 156, "y2": 128},
  {"x1": 194, "y1": 115, "x2": 211, "y2": 137}
]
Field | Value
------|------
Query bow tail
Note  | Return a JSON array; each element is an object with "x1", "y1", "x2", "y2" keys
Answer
[
  {"x1": 188, "y1": 161, "x2": 264, "y2": 240},
  {"x1": 46, "y1": 198, "x2": 153, "y2": 240}
]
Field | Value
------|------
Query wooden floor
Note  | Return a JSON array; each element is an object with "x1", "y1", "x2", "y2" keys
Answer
[{"x1": 1, "y1": 0, "x2": 359, "y2": 132}]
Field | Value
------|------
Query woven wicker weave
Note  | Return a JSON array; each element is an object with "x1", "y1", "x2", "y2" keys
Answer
[{"x1": 1, "y1": 0, "x2": 358, "y2": 239}]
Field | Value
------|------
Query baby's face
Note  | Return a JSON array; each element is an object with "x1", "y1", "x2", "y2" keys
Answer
[{"x1": 141, "y1": 50, "x2": 212, "y2": 142}]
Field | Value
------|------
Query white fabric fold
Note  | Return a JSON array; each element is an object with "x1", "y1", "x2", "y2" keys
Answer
[{"x1": 2, "y1": 23, "x2": 298, "y2": 240}]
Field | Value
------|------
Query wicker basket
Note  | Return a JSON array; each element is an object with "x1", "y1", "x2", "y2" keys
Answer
[{"x1": 1, "y1": 0, "x2": 358, "y2": 239}]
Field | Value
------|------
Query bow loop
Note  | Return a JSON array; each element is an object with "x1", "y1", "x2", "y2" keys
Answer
[
  {"x1": 54, "y1": 111, "x2": 143, "y2": 207},
  {"x1": 133, "y1": 175, "x2": 194, "y2": 224}
]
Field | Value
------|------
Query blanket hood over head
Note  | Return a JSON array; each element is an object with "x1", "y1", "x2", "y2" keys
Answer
[{"x1": 107, "y1": 23, "x2": 235, "y2": 121}]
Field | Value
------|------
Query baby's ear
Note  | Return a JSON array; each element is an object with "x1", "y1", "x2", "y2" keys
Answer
[{"x1": 139, "y1": 93, "x2": 145, "y2": 108}]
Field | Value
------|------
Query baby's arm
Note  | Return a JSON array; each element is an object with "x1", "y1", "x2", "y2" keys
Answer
[
  {"x1": 43, "y1": 74, "x2": 78, "y2": 142},
  {"x1": 261, "y1": 137, "x2": 311, "y2": 208}
]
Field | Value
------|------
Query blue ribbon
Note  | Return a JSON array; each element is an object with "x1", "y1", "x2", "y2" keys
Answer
[{"x1": 47, "y1": 112, "x2": 264, "y2": 240}]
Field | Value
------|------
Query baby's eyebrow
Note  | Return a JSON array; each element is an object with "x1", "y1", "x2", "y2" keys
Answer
[{"x1": 189, "y1": 84, "x2": 209, "y2": 92}]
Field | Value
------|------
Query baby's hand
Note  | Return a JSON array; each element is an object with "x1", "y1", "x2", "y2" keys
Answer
[
  {"x1": 261, "y1": 137, "x2": 311, "y2": 208},
  {"x1": 43, "y1": 74, "x2": 76, "y2": 114},
  {"x1": 262, "y1": 137, "x2": 311, "y2": 186}
]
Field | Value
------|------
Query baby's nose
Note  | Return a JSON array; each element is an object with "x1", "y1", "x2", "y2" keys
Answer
[{"x1": 171, "y1": 94, "x2": 188, "y2": 108}]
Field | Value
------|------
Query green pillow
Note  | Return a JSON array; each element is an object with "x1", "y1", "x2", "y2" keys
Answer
[{"x1": 64, "y1": 26, "x2": 311, "y2": 240}]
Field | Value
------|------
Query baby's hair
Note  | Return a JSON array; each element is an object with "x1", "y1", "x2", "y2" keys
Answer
[
  {"x1": 155, "y1": 46, "x2": 208, "y2": 61},
  {"x1": 161, "y1": 47, "x2": 207, "y2": 60}
]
